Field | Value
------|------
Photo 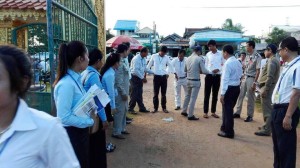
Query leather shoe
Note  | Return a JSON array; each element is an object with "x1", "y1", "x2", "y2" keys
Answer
[
  {"x1": 139, "y1": 109, "x2": 150, "y2": 113},
  {"x1": 163, "y1": 109, "x2": 169, "y2": 113},
  {"x1": 188, "y1": 115, "x2": 199, "y2": 120},
  {"x1": 175, "y1": 106, "x2": 181, "y2": 110},
  {"x1": 151, "y1": 109, "x2": 158, "y2": 113},
  {"x1": 217, "y1": 131, "x2": 234, "y2": 139},
  {"x1": 254, "y1": 131, "x2": 270, "y2": 136},
  {"x1": 121, "y1": 131, "x2": 130, "y2": 135},
  {"x1": 233, "y1": 113, "x2": 240, "y2": 118},
  {"x1": 181, "y1": 112, "x2": 188, "y2": 117},
  {"x1": 244, "y1": 116, "x2": 253, "y2": 122},
  {"x1": 112, "y1": 134, "x2": 126, "y2": 139}
]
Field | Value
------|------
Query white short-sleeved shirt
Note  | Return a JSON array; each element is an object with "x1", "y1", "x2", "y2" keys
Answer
[
  {"x1": 272, "y1": 56, "x2": 300, "y2": 104},
  {"x1": 0, "y1": 99, "x2": 79, "y2": 168}
]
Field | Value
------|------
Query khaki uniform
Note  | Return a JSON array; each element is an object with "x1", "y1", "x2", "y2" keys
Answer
[
  {"x1": 235, "y1": 51, "x2": 261, "y2": 117},
  {"x1": 113, "y1": 57, "x2": 130, "y2": 135},
  {"x1": 257, "y1": 56, "x2": 280, "y2": 133},
  {"x1": 182, "y1": 53, "x2": 209, "y2": 117}
]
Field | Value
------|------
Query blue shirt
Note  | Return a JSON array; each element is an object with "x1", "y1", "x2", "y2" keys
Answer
[
  {"x1": 81, "y1": 66, "x2": 107, "y2": 122},
  {"x1": 102, "y1": 67, "x2": 117, "y2": 109},
  {"x1": 54, "y1": 69, "x2": 94, "y2": 128}
]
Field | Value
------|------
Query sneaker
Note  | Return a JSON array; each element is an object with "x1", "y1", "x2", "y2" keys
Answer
[
  {"x1": 233, "y1": 113, "x2": 240, "y2": 118},
  {"x1": 244, "y1": 116, "x2": 253, "y2": 122}
]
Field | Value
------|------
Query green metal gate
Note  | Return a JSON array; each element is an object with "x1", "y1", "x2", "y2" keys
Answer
[{"x1": 47, "y1": 0, "x2": 98, "y2": 115}]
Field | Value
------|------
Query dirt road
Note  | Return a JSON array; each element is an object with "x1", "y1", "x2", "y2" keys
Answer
[{"x1": 107, "y1": 75, "x2": 300, "y2": 168}]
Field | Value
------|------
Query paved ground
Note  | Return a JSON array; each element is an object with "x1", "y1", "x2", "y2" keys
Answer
[{"x1": 107, "y1": 75, "x2": 300, "y2": 168}]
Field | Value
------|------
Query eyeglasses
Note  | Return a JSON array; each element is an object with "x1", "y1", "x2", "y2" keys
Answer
[{"x1": 277, "y1": 48, "x2": 283, "y2": 52}]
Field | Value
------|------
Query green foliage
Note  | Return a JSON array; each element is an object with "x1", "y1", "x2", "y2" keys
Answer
[
  {"x1": 221, "y1": 18, "x2": 243, "y2": 32},
  {"x1": 106, "y1": 29, "x2": 114, "y2": 40},
  {"x1": 185, "y1": 48, "x2": 192, "y2": 56},
  {"x1": 265, "y1": 27, "x2": 289, "y2": 46},
  {"x1": 250, "y1": 37, "x2": 261, "y2": 44}
]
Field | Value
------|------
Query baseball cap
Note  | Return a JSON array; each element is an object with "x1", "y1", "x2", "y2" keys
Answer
[
  {"x1": 191, "y1": 45, "x2": 202, "y2": 52},
  {"x1": 266, "y1": 44, "x2": 277, "y2": 53}
]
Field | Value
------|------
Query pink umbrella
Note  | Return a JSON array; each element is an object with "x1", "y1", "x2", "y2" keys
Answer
[{"x1": 106, "y1": 35, "x2": 143, "y2": 50}]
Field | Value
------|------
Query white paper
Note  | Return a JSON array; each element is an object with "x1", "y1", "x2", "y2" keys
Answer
[{"x1": 96, "y1": 89, "x2": 111, "y2": 107}]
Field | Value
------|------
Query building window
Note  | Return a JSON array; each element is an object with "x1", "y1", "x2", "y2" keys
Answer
[{"x1": 120, "y1": 30, "x2": 125, "y2": 35}]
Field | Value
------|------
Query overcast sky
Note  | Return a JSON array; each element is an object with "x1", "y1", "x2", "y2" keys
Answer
[{"x1": 105, "y1": 0, "x2": 300, "y2": 37}]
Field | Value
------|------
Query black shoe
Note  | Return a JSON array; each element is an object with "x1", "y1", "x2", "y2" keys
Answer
[
  {"x1": 151, "y1": 109, "x2": 158, "y2": 113},
  {"x1": 244, "y1": 116, "x2": 253, "y2": 122},
  {"x1": 126, "y1": 120, "x2": 132, "y2": 124},
  {"x1": 121, "y1": 131, "x2": 130, "y2": 135},
  {"x1": 139, "y1": 109, "x2": 150, "y2": 113},
  {"x1": 233, "y1": 113, "x2": 240, "y2": 118},
  {"x1": 126, "y1": 117, "x2": 133, "y2": 121},
  {"x1": 188, "y1": 115, "x2": 199, "y2": 120},
  {"x1": 254, "y1": 131, "x2": 271, "y2": 136},
  {"x1": 163, "y1": 109, "x2": 169, "y2": 113},
  {"x1": 181, "y1": 112, "x2": 188, "y2": 117},
  {"x1": 175, "y1": 106, "x2": 181, "y2": 110},
  {"x1": 111, "y1": 134, "x2": 126, "y2": 139},
  {"x1": 217, "y1": 131, "x2": 234, "y2": 139}
]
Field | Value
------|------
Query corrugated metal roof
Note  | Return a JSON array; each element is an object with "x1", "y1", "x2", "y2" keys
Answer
[
  {"x1": 0, "y1": 0, "x2": 46, "y2": 10},
  {"x1": 114, "y1": 20, "x2": 139, "y2": 31}
]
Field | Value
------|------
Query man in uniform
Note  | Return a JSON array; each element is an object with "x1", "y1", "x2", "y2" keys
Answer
[
  {"x1": 233, "y1": 41, "x2": 262, "y2": 122},
  {"x1": 170, "y1": 49, "x2": 187, "y2": 110},
  {"x1": 181, "y1": 46, "x2": 210, "y2": 120},
  {"x1": 255, "y1": 44, "x2": 280, "y2": 136},
  {"x1": 271, "y1": 37, "x2": 300, "y2": 168},
  {"x1": 203, "y1": 40, "x2": 224, "y2": 119}
]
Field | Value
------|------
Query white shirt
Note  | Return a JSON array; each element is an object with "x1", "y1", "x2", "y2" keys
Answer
[
  {"x1": 260, "y1": 58, "x2": 267, "y2": 71},
  {"x1": 147, "y1": 53, "x2": 173, "y2": 75},
  {"x1": 0, "y1": 99, "x2": 79, "y2": 168},
  {"x1": 170, "y1": 57, "x2": 186, "y2": 78},
  {"x1": 272, "y1": 56, "x2": 300, "y2": 104},
  {"x1": 205, "y1": 50, "x2": 224, "y2": 74},
  {"x1": 130, "y1": 54, "x2": 153, "y2": 79},
  {"x1": 221, "y1": 56, "x2": 243, "y2": 95}
]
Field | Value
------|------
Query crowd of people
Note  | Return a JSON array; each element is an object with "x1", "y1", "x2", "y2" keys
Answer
[{"x1": 0, "y1": 36, "x2": 299, "y2": 168}]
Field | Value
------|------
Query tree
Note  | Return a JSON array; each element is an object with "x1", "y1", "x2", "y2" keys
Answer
[
  {"x1": 221, "y1": 18, "x2": 243, "y2": 32},
  {"x1": 249, "y1": 37, "x2": 261, "y2": 44},
  {"x1": 106, "y1": 29, "x2": 114, "y2": 40},
  {"x1": 265, "y1": 27, "x2": 289, "y2": 46}
]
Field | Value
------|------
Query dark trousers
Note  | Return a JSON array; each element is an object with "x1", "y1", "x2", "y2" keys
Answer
[
  {"x1": 129, "y1": 75, "x2": 146, "y2": 111},
  {"x1": 65, "y1": 127, "x2": 89, "y2": 168},
  {"x1": 105, "y1": 103, "x2": 113, "y2": 122},
  {"x1": 204, "y1": 74, "x2": 221, "y2": 113},
  {"x1": 221, "y1": 86, "x2": 240, "y2": 135},
  {"x1": 271, "y1": 104, "x2": 299, "y2": 168},
  {"x1": 153, "y1": 75, "x2": 168, "y2": 110},
  {"x1": 90, "y1": 121, "x2": 107, "y2": 168}
]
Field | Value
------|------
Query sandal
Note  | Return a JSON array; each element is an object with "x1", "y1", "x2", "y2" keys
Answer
[
  {"x1": 211, "y1": 113, "x2": 220, "y2": 118},
  {"x1": 203, "y1": 114, "x2": 209, "y2": 119}
]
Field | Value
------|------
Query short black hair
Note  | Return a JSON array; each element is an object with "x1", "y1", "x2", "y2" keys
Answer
[
  {"x1": 122, "y1": 42, "x2": 130, "y2": 47},
  {"x1": 140, "y1": 47, "x2": 149, "y2": 53},
  {"x1": 160, "y1": 46, "x2": 168, "y2": 53},
  {"x1": 247, "y1": 41, "x2": 256, "y2": 49},
  {"x1": 88, "y1": 48, "x2": 103, "y2": 66},
  {"x1": 0, "y1": 45, "x2": 32, "y2": 98},
  {"x1": 222, "y1": 45, "x2": 234, "y2": 55},
  {"x1": 240, "y1": 52, "x2": 246, "y2": 56},
  {"x1": 207, "y1": 39, "x2": 216, "y2": 46},
  {"x1": 280, "y1": 36, "x2": 299, "y2": 52},
  {"x1": 178, "y1": 49, "x2": 186, "y2": 55}
]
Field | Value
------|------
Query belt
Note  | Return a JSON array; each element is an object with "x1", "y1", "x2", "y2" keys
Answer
[
  {"x1": 208, "y1": 74, "x2": 221, "y2": 76},
  {"x1": 246, "y1": 75, "x2": 255, "y2": 78},
  {"x1": 273, "y1": 103, "x2": 289, "y2": 109},
  {"x1": 178, "y1": 77, "x2": 186, "y2": 79},
  {"x1": 187, "y1": 78, "x2": 200, "y2": 81},
  {"x1": 154, "y1": 74, "x2": 167, "y2": 77}
]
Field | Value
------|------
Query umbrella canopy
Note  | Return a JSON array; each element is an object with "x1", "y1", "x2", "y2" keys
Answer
[{"x1": 106, "y1": 35, "x2": 143, "y2": 50}]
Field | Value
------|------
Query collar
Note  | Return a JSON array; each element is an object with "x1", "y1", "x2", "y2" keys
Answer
[
  {"x1": 287, "y1": 55, "x2": 300, "y2": 66},
  {"x1": 0, "y1": 99, "x2": 37, "y2": 143},
  {"x1": 67, "y1": 69, "x2": 81, "y2": 81},
  {"x1": 87, "y1": 66, "x2": 100, "y2": 76}
]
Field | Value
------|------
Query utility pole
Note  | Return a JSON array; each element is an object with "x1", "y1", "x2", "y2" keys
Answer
[{"x1": 153, "y1": 21, "x2": 156, "y2": 53}]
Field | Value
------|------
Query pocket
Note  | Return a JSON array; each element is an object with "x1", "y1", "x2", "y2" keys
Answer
[{"x1": 273, "y1": 108, "x2": 286, "y2": 124}]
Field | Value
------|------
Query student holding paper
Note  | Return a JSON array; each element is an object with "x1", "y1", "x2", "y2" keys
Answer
[
  {"x1": 54, "y1": 41, "x2": 94, "y2": 168},
  {"x1": 81, "y1": 48, "x2": 108, "y2": 168}
]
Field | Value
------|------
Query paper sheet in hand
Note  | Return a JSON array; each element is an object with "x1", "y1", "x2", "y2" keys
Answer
[{"x1": 95, "y1": 89, "x2": 111, "y2": 107}]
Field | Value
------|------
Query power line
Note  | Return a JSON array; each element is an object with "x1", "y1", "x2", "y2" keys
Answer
[{"x1": 181, "y1": 5, "x2": 300, "y2": 9}]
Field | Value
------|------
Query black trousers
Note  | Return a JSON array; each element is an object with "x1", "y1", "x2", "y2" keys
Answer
[
  {"x1": 90, "y1": 121, "x2": 107, "y2": 168},
  {"x1": 271, "y1": 104, "x2": 299, "y2": 168},
  {"x1": 129, "y1": 75, "x2": 146, "y2": 111},
  {"x1": 221, "y1": 86, "x2": 240, "y2": 135},
  {"x1": 65, "y1": 127, "x2": 89, "y2": 168},
  {"x1": 204, "y1": 74, "x2": 221, "y2": 113},
  {"x1": 153, "y1": 75, "x2": 168, "y2": 110}
]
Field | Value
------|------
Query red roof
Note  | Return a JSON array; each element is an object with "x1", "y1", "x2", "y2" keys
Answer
[{"x1": 0, "y1": 0, "x2": 46, "y2": 10}]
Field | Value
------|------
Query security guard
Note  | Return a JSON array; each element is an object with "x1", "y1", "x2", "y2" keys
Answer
[
  {"x1": 234, "y1": 41, "x2": 262, "y2": 122},
  {"x1": 271, "y1": 37, "x2": 300, "y2": 168},
  {"x1": 181, "y1": 46, "x2": 210, "y2": 120},
  {"x1": 255, "y1": 44, "x2": 280, "y2": 136}
]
